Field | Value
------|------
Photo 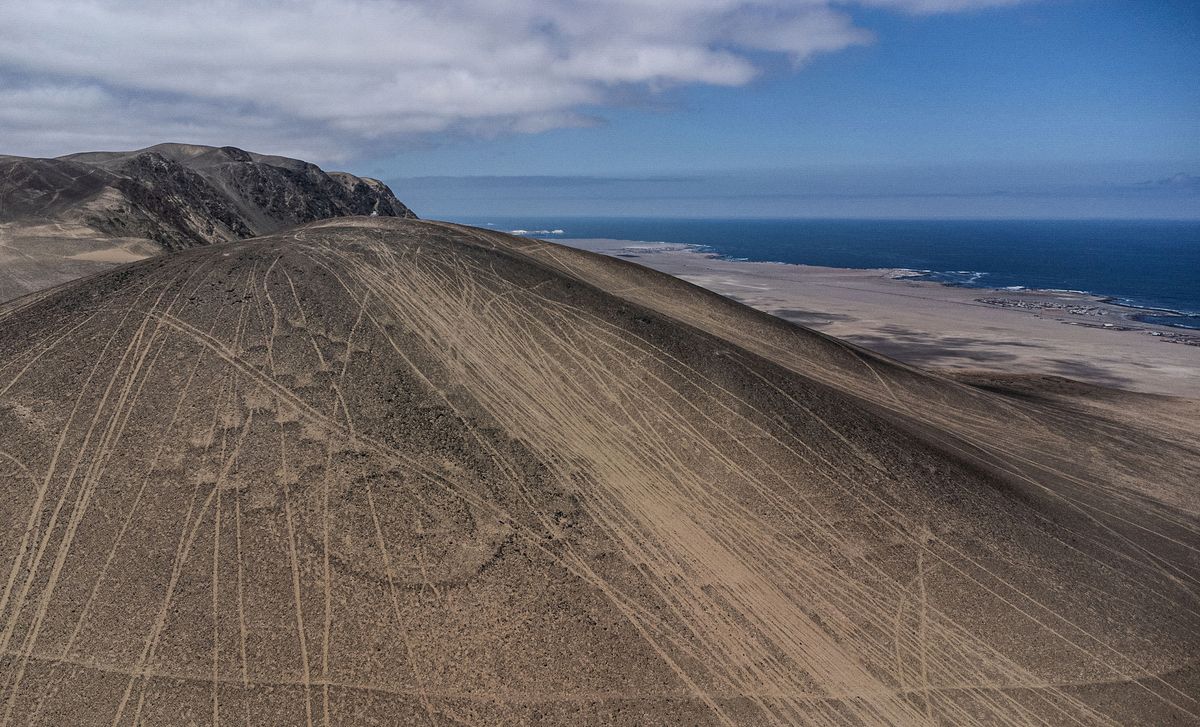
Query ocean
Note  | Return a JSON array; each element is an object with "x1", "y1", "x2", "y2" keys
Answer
[{"x1": 452, "y1": 217, "x2": 1200, "y2": 330}]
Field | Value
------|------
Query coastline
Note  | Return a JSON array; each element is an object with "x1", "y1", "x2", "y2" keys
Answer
[
  {"x1": 560, "y1": 237, "x2": 1200, "y2": 399},
  {"x1": 894, "y1": 272, "x2": 1200, "y2": 331}
]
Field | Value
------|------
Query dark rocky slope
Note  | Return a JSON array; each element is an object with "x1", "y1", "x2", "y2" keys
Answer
[{"x1": 0, "y1": 143, "x2": 415, "y2": 300}]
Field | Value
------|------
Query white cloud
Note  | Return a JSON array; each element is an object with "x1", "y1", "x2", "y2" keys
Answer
[
  {"x1": 855, "y1": 0, "x2": 1028, "y2": 13},
  {"x1": 0, "y1": 0, "x2": 1033, "y2": 161}
]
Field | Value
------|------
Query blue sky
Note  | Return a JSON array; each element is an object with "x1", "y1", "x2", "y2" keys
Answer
[
  {"x1": 379, "y1": 1, "x2": 1200, "y2": 218},
  {"x1": 2, "y1": 0, "x2": 1197, "y2": 218},
  {"x1": 386, "y1": 3, "x2": 1199, "y2": 176}
]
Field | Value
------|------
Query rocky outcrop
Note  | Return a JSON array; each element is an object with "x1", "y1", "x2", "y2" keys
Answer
[{"x1": 1, "y1": 142, "x2": 416, "y2": 252}]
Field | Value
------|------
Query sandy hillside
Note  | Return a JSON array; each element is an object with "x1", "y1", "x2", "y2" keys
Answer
[{"x1": 0, "y1": 217, "x2": 1196, "y2": 725}]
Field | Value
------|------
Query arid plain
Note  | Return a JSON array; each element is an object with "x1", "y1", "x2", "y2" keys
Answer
[{"x1": 564, "y1": 239, "x2": 1200, "y2": 400}]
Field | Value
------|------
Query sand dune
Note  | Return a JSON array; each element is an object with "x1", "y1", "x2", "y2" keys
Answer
[{"x1": 0, "y1": 217, "x2": 1196, "y2": 725}]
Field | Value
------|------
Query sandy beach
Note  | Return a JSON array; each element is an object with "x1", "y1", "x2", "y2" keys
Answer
[{"x1": 562, "y1": 238, "x2": 1200, "y2": 399}]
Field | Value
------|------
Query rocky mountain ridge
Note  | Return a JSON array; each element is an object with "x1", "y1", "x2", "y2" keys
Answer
[
  {"x1": 0, "y1": 142, "x2": 416, "y2": 301},
  {"x1": 2, "y1": 142, "x2": 415, "y2": 251}
]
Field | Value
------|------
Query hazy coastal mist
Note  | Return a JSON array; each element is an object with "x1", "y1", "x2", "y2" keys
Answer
[{"x1": 397, "y1": 165, "x2": 1200, "y2": 219}]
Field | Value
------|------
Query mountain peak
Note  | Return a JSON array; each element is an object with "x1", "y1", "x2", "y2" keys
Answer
[{"x1": 0, "y1": 143, "x2": 416, "y2": 300}]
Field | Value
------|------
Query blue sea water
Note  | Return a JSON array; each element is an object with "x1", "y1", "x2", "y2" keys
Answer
[{"x1": 453, "y1": 217, "x2": 1200, "y2": 330}]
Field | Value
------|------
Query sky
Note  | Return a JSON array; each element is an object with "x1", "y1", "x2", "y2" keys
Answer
[{"x1": 1, "y1": 0, "x2": 1197, "y2": 218}]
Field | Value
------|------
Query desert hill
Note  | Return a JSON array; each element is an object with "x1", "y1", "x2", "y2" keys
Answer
[
  {"x1": 0, "y1": 143, "x2": 415, "y2": 302},
  {"x1": 0, "y1": 216, "x2": 1196, "y2": 725}
]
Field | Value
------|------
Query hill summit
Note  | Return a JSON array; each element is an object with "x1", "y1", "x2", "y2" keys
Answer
[{"x1": 0, "y1": 216, "x2": 1195, "y2": 725}]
